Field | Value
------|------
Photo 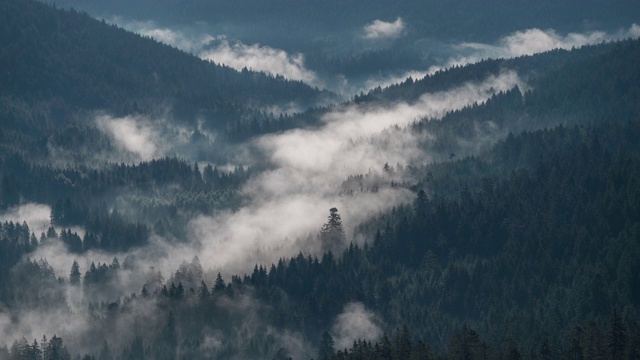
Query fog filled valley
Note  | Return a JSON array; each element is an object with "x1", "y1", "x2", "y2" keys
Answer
[{"x1": 2, "y1": 0, "x2": 640, "y2": 359}]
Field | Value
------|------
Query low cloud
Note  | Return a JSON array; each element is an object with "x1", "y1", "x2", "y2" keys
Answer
[
  {"x1": 332, "y1": 302, "x2": 383, "y2": 350},
  {"x1": 113, "y1": 18, "x2": 214, "y2": 54},
  {"x1": 26, "y1": 234, "x2": 205, "y2": 298},
  {"x1": 113, "y1": 18, "x2": 319, "y2": 86},
  {"x1": 431, "y1": 23, "x2": 640, "y2": 73},
  {"x1": 96, "y1": 115, "x2": 162, "y2": 161},
  {"x1": 200, "y1": 39, "x2": 318, "y2": 84},
  {"x1": 0, "y1": 308, "x2": 90, "y2": 349},
  {"x1": 95, "y1": 114, "x2": 211, "y2": 163},
  {"x1": 189, "y1": 71, "x2": 524, "y2": 274},
  {"x1": 0, "y1": 283, "x2": 163, "y2": 354},
  {"x1": 363, "y1": 18, "x2": 405, "y2": 40},
  {"x1": 0, "y1": 203, "x2": 52, "y2": 237},
  {"x1": 352, "y1": 24, "x2": 639, "y2": 96},
  {"x1": 262, "y1": 71, "x2": 522, "y2": 177}
]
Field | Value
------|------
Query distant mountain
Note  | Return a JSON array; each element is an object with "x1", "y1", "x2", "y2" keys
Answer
[
  {"x1": 41, "y1": 0, "x2": 640, "y2": 95},
  {"x1": 233, "y1": 39, "x2": 640, "y2": 144},
  {"x1": 347, "y1": 39, "x2": 640, "y2": 163},
  {"x1": 43, "y1": 0, "x2": 640, "y2": 44}
]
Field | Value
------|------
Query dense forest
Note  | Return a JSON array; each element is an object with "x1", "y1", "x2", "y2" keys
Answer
[
  {"x1": 1, "y1": 0, "x2": 640, "y2": 359},
  {"x1": 2, "y1": 115, "x2": 640, "y2": 359}
]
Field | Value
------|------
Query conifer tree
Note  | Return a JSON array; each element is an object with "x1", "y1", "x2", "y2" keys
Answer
[
  {"x1": 608, "y1": 308, "x2": 627, "y2": 360},
  {"x1": 318, "y1": 331, "x2": 335, "y2": 360},
  {"x1": 320, "y1": 208, "x2": 345, "y2": 253},
  {"x1": 69, "y1": 260, "x2": 81, "y2": 285},
  {"x1": 98, "y1": 341, "x2": 112, "y2": 360},
  {"x1": 214, "y1": 273, "x2": 226, "y2": 291}
]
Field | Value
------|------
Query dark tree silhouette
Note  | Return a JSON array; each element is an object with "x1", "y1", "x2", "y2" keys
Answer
[{"x1": 321, "y1": 207, "x2": 345, "y2": 253}]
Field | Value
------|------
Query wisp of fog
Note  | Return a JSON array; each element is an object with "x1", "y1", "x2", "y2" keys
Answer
[{"x1": 187, "y1": 70, "x2": 524, "y2": 276}]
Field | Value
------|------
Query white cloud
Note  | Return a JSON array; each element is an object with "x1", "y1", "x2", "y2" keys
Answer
[
  {"x1": 363, "y1": 18, "x2": 405, "y2": 40},
  {"x1": 200, "y1": 39, "x2": 318, "y2": 84},
  {"x1": 332, "y1": 302, "x2": 382, "y2": 349}
]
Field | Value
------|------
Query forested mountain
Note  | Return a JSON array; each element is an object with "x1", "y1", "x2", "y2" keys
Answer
[
  {"x1": 0, "y1": 0, "x2": 334, "y2": 162},
  {"x1": 1, "y1": 0, "x2": 640, "y2": 359}
]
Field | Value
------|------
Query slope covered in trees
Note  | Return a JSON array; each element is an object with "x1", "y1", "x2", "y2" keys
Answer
[
  {"x1": 3, "y1": 101, "x2": 638, "y2": 360},
  {"x1": 1, "y1": 2, "x2": 640, "y2": 358}
]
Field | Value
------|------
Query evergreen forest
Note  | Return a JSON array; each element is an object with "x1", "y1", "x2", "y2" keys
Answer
[{"x1": 1, "y1": 0, "x2": 639, "y2": 359}]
